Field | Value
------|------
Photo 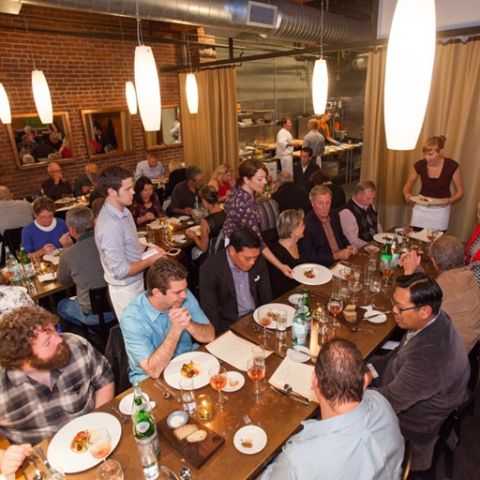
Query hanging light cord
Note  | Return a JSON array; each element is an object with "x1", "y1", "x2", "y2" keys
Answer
[
  {"x1": 135, "y1": 0, "x2": 143, "y2": 46},
  {"x1": 320, "y1": 0, "x2": 324, "y2": 59},
  {"x1": 24, "y1": 17, "x2": 37, "y2": 69}
]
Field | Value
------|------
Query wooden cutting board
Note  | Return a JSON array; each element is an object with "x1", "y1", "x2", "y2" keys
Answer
[{"x1": 157, "y1": 416, "x2": 225, "y2": 469}]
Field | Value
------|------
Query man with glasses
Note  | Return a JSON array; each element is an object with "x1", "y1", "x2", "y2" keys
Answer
[{"x1": 367, "y1": 272, "x2": 469, "y2": 473}]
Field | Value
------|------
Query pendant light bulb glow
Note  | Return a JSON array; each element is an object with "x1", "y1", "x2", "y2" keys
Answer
[
  {"x1": 31, "y1": 70, "x2": 53, "y2": 124},
  {"x1": 384, "y1": 0, "x2": 436, "y2": 150},
  {"x1": 125, "y1": 81, "x2": 138, "y2": 115},
  {"x1": 0, "y1": 83, "x2": 11, "y2": 124},
  {"x1": 134, "y1": 45, "x2": 161, "y2": 131},
  {"x1": 312, "y1": 59, "x2": 328, "y2": 115},
  {"x1": 185, "y1": 73, "x2": 199, "y2": 114}
]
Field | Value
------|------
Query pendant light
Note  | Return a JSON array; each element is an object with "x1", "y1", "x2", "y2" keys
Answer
[
  {"x1": 134, "y1": 2, "x2": 161, "y2": 131},
  {"x1": 25, "y1": 19, "x2": 53, "y2": 124},
  {"x1": 125, "y1": 81, "x2": 138, "y2": 115},
  {"x1": 311, "y1": 0, "x2": 328, "y2": 115},
  {"x1": 185, "y1": 34, "x2": 199, "y2": 114},
  {"x1": 384, "y1": 0, "x2": 436, "y2": 150},
  {"x1": 0, "y1": 83, "x2": 11, "y2": 124}
]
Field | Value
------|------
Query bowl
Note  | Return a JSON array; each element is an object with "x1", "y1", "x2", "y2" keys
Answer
[{"x1": 167, "y1": 410, "x2": 189, "y2": 429}]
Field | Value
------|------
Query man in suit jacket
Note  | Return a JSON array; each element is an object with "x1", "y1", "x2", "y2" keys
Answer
[
  {"x1": 368, "y1": 273, "x2": 469, "y2": 472},
  {"x1": 272, "y1": 172, "x2": 311, "y2": 214},
  {"x1": 293, "y1": 147, "x2": 319, "y2": 193},
  {"x1": 300, "y1": 185, "x2": 356, "y2": 267},
  {"x1": 199, "y1": 227, "x2": 273, "y2": 335}
]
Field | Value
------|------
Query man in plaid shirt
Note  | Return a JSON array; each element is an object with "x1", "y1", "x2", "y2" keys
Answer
[{"x1": 0, "y1": 306, "x2": 114, "y2": 476}]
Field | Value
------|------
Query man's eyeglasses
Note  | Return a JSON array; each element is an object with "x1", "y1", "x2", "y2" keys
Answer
[{"x1": 390, "y1": 298, "x2": 422, "y2": 313}]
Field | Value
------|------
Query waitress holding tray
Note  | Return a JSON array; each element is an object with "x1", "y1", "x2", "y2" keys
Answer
[{"x1": 402, "y1": 135, "x2": 463, "y2": 231}]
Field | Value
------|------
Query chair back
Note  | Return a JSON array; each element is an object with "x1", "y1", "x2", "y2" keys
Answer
[
  {"x1": 89, "y1": 286, "x2": 114, "y2": 325},
  {"x1": 1, "y1": 227, "x2": 23, "y2": 266},
  {"x1": 401, "y1": 440, "x2": 412, "y2": 480},
  {"x1": 104, "y1": 325, "x2": 130, "y2": 395}
]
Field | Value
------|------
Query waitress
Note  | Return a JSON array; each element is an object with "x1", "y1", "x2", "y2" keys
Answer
[
  {"x1": 275, "y1": 117, "x2": 298, "y2": 177},
  {"x1": 402, "y1": 135, "x2": 463, "y2": 231}
]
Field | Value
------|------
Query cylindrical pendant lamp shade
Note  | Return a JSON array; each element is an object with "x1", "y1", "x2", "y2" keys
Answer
[
  {"x1": 125, "y1": 81, "x2": 138, "y2": 115},
  {"x1": 312, "y1": 59, "x2": 328, "y2": 115},
  {"x1": 384, "y1": 0, "x2": 436, "y2": 150},
  {"x1": 134, "y1": 45, "x2": 161, "y2": 131},
  {"x1": 0, "y1": 83, "x2": 11, "y2": 124},
  {"x1": 32, "y1": 70, "x2": 53, "y2": 124},
  {"x1": 185, "y1": 73, "x2": 199, "y2": 114}
]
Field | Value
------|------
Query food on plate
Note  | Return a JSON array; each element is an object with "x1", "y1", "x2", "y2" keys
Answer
[
  {"x1": 229, "y1": 377, "x2": 239, "y2": 388},
  {"x1": 186, "y1": 429, "x2": 207, "y2": 443},
  {"x1": 173, "y1": 424, "x2": 198, "y2": 441},
  {"x1": 260, "y1": 310, "x2": 279, "y2": 326},
  {"x1": 304, "y1": 268, "x2": 315, "y2": 279},
  {"x1": 52, "y1": 250, "x2": 61, "y2": 257},
  {"x1": 241, "y1": 438, "x2": 253, "y2": 448},
  {"x1": 343, "y1": 304, "x2": 357, "y2": 323},
  {"x1": 382, "y1": 235, "x2": 392, "y2": 242},
  {"x1": 70, "y1": 430, "x2": 89, "y2": 453},
  {"x1": 180, "y1": 360, "x2": 200, "y2": 378}
]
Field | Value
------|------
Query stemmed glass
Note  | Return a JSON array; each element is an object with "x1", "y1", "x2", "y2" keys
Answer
[
  {"x1": 209, "y1": 366, "x2": 227, "y2": 410},
  {"x1": 247, "y1": 348, "x2": 266, "y2": 400},
  {"x1": 258, "y1": 308, "x2": 272, "y2": 348},
  {"x1": 327, "y1": 295, "x2": 343, "y2": 329},
  {"x1": 313, "y1": 306, "x2": 329, "y2": 335},
  {"x1": 380, "y1": 259, "x2": 394, "y2": 292},
  {"x1": 348, "y1": 266, "x2": 362, "y2": 303}
]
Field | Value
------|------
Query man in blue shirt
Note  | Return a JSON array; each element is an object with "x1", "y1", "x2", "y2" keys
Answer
[
  {"x1": 262, "y1": 339, "x2": 404, "y2": 480},
  {"x1": 121, "y1": 257, "x2": 215, "y2": 384}
]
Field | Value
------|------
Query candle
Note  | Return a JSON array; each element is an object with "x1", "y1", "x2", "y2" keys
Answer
[{"x1": 196, "y1": 394, "x2": 213, "y2": 421}]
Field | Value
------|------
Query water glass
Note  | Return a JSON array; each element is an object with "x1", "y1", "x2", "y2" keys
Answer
[
  {"x1": 275, "y1": 309, "x2": 288, "y2": 338},
  {"x1": 369, "y1": 274, "x2": 382, "y2": 294},
  {"x1": 179, "y1": 377, "x2": 197, "y2": 414},
  {"x1": 96, "y1": 459, "x2": 124, "y2": 480}
]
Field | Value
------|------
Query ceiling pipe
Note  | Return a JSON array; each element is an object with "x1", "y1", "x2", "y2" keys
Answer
[{"x1": 21, "y1": 0, "x2": 372, "y2": 45}]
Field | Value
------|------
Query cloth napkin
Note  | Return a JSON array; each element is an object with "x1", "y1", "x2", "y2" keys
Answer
[
  {"x1": 268, "y1": 356, "x2": 317, "y2": 403},
  {"x1": 330, "y1": 263, "x2": 346, "y2": 279},
  {"x1": 38, "y1": 272, "x2": 56, "y2": 282},
  {"x1": 408, "y1": 229, "x2": 444, "y2": 243},
  {"x1": 206, "y1": 331, "x2": 273, "y2": 371}
]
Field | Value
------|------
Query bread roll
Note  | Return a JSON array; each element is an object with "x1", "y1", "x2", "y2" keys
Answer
[
  {"x1": 186, "y1": 429, "x2": 207, "y2": 443},
  {"x1": 174, "y1": 424, "x2": 198, "y2": 441}
]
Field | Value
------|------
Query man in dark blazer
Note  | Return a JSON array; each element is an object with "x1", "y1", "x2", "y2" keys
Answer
[
  {"x1": 272, "y1": 171, "x2": 311, "y2": 214},
  {"x1": 368, "y1": 273, "x2": 469, "y2": 472},
  {"x1": 199, "y1": 227, "x2": 273, "y2": 335},
  {"x1": 293, "y1": 147, "x2": 319, "y2": 192},
  {"x1": 300, "y1": 185, "x2": 356, "y2": 267}
]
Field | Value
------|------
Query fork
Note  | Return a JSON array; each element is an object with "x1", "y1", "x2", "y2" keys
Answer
[
  {"x1": 156, "y1": 379, "x2": 182, "y2": 403},
  {"x1": 154, "y1": 379, "x2": 174, "y2": 401},
  {"x1": 27, "y1": 455, "x2": 44, "y2": 480}
]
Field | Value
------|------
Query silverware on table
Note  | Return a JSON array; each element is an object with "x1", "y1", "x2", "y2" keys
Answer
[
  {"x1": 270, "y1": 384, "x2": 310, "y2": 406},
  {"x1": 156, "y1": 379, "x2": 182, "y2": 404},
  {"x1": 27, "y1": 455, "x2": 44, "y2": 480},
  {"x1": 284, "y1": 384, "x2": 311, "y2": 406},
  {"x1": 34, "y1": 447, "x2": 65, "y2": 479}
]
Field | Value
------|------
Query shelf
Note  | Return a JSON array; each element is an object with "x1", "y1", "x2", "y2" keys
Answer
[{"x1": 238, "y1": 123, "x2": 275, "y2": 129}]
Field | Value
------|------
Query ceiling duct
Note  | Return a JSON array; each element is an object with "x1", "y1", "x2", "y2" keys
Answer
[{"x1": 22, "y1": 0, "x2": 372, "y2": 45}]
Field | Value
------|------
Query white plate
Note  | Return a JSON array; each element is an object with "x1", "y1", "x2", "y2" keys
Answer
[
  {"x1": 186, "y1": 225, "x2": 201, "y2": 237},
  {"x1": 43, "y1": 249, "x2": 62, "y2": 265},
  {"x1": 373, "y1": 233, "x2": 403, "y2": 245},
  {"x1": 172, "y1": 234, "x2": 186, "y2": 243},
  {"x1": 163, "y1": 351, "x2": 220, "y2": 390},
  {"x1": 410, "y1": 195, "x2": 440, "y2": 206},
  {"x1": 286, "y1": 347, "x2": 311, "y2": 363},
  {"x1": 288, "y1": 293, "x2": 302, "y2": 306},
  {"x1": 233, "y1": 425, "x2": 267, "y2": 455},
  {"x1": 253, "y1": 303, "x2": 295, "y2": 329},
  {"x1": 222, "y1": 371, "x2": 245, "y2": 392},
  {"x1": 364, "y1": 310, "x2": 387, "y2": 324},
  {"x1": 178, "y1": 215, "x2": 191, "y2": 221},
  {"x1": 47, "y1": 412, "x2": 121, "y2": 474},
  {"x1": 292, "y1": 263, "x2": 333, "y2": 286},
  {"x1": 118, "y1": 392, "x2": 151, "y2": 415},
  {"x1": 166, "y1": 217, "x2": 181, "y2": 225}
]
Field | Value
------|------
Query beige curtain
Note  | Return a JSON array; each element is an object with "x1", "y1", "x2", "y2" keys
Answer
[
  {"x1": 362, "y1": 38, "x2": 480, "y2": 241},
  {"x1": 179, "y1": 67, "x2": 238, "y2": 179}
]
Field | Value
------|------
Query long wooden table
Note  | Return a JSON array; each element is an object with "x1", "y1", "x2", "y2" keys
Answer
[{"x1": 28, "y1": 238, "x2": 435, "y2": 479}]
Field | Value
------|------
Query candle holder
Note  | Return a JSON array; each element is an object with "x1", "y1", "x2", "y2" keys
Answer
[{"x1": 196, "y1": 394, "x2": 213, "y2": 421}]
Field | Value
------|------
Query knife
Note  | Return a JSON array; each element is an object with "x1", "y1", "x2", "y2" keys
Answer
[{"x1": 270, "y1": 385, "x2": 310, "y2": 406}]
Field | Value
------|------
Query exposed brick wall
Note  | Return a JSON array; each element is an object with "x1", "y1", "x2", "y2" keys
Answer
[{"x1": 0, "y1": 5, "x2": 185, "y2": 199}]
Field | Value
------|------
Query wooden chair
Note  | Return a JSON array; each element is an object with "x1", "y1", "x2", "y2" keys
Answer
[
  {"x1": 1, "y1": 227, "x2": 23, "y2": 266},
  {"x1": 401, "y1": 440, "x2": 412, "y2": 480}
]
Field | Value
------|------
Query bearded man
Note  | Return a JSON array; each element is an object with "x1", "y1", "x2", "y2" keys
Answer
[{"x1": 0, "y1": 306, "x2": 114, "y2": 477}]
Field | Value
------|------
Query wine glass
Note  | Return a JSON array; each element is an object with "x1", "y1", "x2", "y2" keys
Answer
[
  {"x1": 88, "y1": 428, "x2": 112, "y2": 461},
  {"x1": 313, "y1": 306, "x2": 329, "y2": 335},
  {"x1": 209, "y1": 366, "x2": 227, "y2": 409},
  {"x1": 247, "y1": 352, "x2": 266, "y2": 400},
  {"x1": 96, "y1": 459, "x2": 124, "y2": 480},
  {"x1": 327, "y1": 295, "x2": 343, "y2": 329},
  {"x1": 380, "y1": 259, "x2": 394, "y2": 292}
]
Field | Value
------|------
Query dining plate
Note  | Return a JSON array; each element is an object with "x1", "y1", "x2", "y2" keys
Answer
[
  {"x1": 364, "y1": 310, "x2": 387, "y2": 324},
  {"x1": 178, "y1": 215, "x2": 191, "y2": 221},
  {"x1": 286, "y1": 347, "x2": 311, "y2": 363},
  {"x1": 288, "y1": 293, "x2": 302, "y2": 306},
  {"x1": 172, "y1": 234, "x2": 186, "y2": 243},
  {"x1": 166, "y1": 217, "x2": 181, "y2": 225},
  {"x1": 47, "y1": 412, "x2": 121, "y2": 474},
  {"x1": 253, "y1": 303, "x2": 295, "y2": 329},
  {"x1": 233, "y1": 425, "x2": 267, "y2": 455},
  {"x1": 222, "y1": 371, "x2": 245, "y2": 392},
  {"x1": 373, "y1": 233, "x2": 403, "y2": 245},
  {"x1": 186, "y1": 225, "x2": 201, "y2": 237},
  {"x1": 118, "y1": 392, "x2": 151, "y2": 415},
  {"x1": 292, "y1": 263, "x2": 333, "y2": 286},
  {"x1": 410, "y1": 195, "x2": 440, "y2": 206},
  {"x1": 43, "y1": 249, "x2": 62, "y2": 266},
  {"x1": 163, "y1": 351, "x2": 220, "y2": 390}
]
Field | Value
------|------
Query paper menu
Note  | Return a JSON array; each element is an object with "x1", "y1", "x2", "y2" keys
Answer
[
  {"x1": 268, "y1": 357, "x2": 317, "y2": 403},
  {"x1": 205, "y1": 331, "x2": 273, "y2": 372}
]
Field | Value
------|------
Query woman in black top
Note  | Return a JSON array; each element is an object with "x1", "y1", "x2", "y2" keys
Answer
[{"x1": 268, "y1": 209, "x2": 305, "y2": 297}]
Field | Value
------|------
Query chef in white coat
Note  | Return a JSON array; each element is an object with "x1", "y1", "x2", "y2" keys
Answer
[{"x1": 275, "y1": 118, "x2": 299, "y2": 177}]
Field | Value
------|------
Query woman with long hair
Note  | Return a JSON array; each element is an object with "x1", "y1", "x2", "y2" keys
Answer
[
  {"x1": 130, "y1": 176, "x2": 163, "y2": 227},
  {"x1": 208, "y1": 163, "x2": 234, "y2": 202}
]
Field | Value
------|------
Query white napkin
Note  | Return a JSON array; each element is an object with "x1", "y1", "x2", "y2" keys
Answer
[
  {"x1": 268, "y1": 357, "x2": 317, "y2": 403},
  {"x1": 330, "y1": 263, "x2": 346, "y2": 279},
  {"x1": 206, "y1": 331, "x2": 273, "y2": 372},
  {"x1": 409, "y1": 229, "x2": 444, "y2": 243},
  {"x1": 38, "y1": 272, "x2": 56, "y2": 282},
  {"x1": 43, "y1": 250, "x2": 62, "y2": 265}
]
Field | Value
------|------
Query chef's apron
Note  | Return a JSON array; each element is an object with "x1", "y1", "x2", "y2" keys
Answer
[{"x1": 411, "y1": 204, "x2": 451, "y2": 231}]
